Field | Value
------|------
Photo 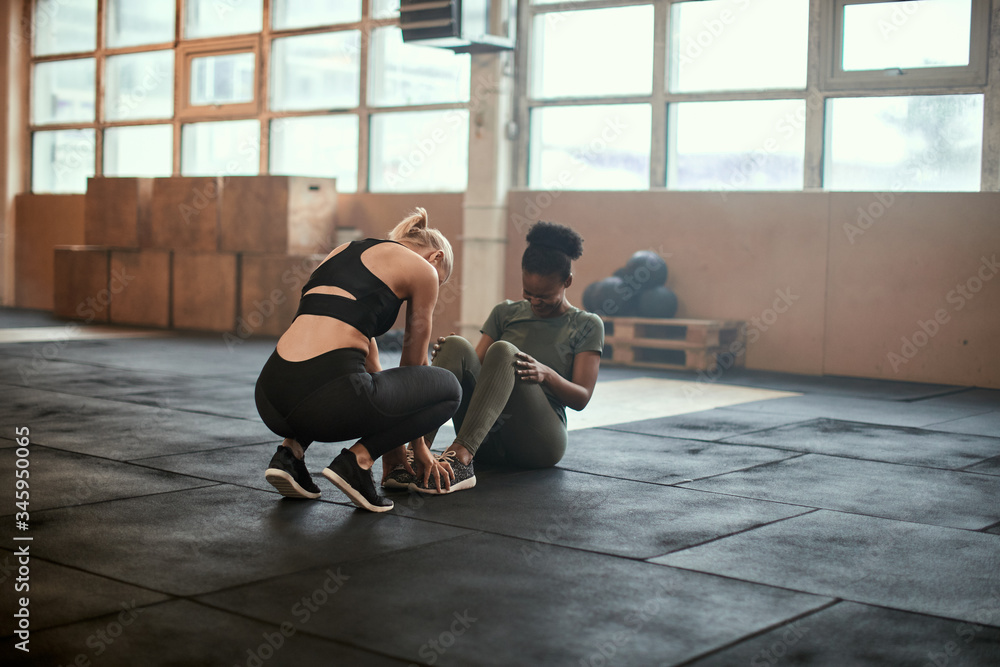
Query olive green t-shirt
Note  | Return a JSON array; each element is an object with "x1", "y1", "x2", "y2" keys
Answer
[{"x1": 481, "y1": 300, "x2": 605, "y2": 424}]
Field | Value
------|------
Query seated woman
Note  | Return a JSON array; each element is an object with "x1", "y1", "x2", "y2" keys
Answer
[
  {"x1": 388, "y1": 221, "x2": 603, "y2": 494},
  {"x1": 255, "y1": 209, "x2": 460, "y2": 512}
]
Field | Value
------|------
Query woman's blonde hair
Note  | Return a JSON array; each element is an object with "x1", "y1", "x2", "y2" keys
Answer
[{"x1": 388, "y1": 207, "x2": 454, "y2": 283}]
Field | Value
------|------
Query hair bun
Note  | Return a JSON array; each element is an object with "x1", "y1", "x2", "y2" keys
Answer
[
  {"x1": 526, "y1": 221, "x2": 583, "y2": 260},
  {"x1": 410, "y1": 207, "x2": 428, "y2": 231}
]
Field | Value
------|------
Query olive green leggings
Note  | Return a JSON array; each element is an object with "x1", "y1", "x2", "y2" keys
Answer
[{"x1": 427, "y1": 336, "x2": 568, "y2": 468}]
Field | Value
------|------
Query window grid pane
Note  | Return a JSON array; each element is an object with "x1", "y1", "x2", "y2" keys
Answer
[
  {"x1": 531, "y1": 6, "x2": 654, "y2": 99},
  {"x1": 667, "y1": 99, "x2": 806, "y2": 191},
  {"x1": 369, "y1": 110, "x2": 469, "y2": 192},
  {"x1": 190, "y1": 53, "x2": 256, "y2": 107},
  {"x1": 824, "y1": 94, "x2": 983, "y2": 192},
  {"x1": 271, "y1": 32, "x2": 361, "y2": 112},
  {"x1": 270, "y1": 116, "x2": 360, "y2": 192},
  {"x1": 105, "y1": 51, "x2": 174, "y2": 122},
  {"x1": 668, "y1": 0, "x2": 808, "y2": 93},
  {"x1": 106, "y1": 0, "x2": 175, "y2": 48},
  {"x1": 104, "y1": 125, "x2": 174, "y2": 177},
  {"x1": 369, "y1": 27, "x2": 471, "y2": 107},
  {"x1": 529, "y1": 104, "x2": 652, "y2": 190},
  {"x1": 181, "y1": 120, "x2": 262, "y2": 176},
  {"x1": 32, "y1": 129, "x2": 96, "y2": 193},
  {"x1": 33, "y1": 0, "x2": 97, "y2": 56},
  {"x1": 842, "y1": 0, "x2": 972, "y2": 71},
  {"x1": 32, "y1": 58, "x2": 96, "y2": 125},
  {"x1": 184, "y1": 0, "x2": 263, "y2": 39},
  {"x1": 272, "y1": 0, "x2": 361, "y2": 29}
]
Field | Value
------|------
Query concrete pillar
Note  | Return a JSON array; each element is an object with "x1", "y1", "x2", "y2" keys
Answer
[
  {"x1": 457, "y1": 2, "x2": 515, "y2": 340},
  {"x1": 1, "y1": 0, "x2": 27, "y2": 306}
]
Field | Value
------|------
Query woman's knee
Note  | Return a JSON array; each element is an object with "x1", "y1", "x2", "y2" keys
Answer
[
  {"x1": 484, "y1": 339, "x2": 518, "y2": 365},
  {"x1": 433, "y1": 335, "x2": 476, "y2": 370},
  {"x1": 428, "y1": 365, "x2": 463, "y2": 405}
]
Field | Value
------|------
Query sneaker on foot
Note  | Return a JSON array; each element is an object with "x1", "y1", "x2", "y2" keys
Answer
[
  {"x1": 408, "y1": 450, "x2": 476, "y2": 495},
  {"x1": 265, "y1": 445, "x2": 322, "y2": 499},
  {"x1": 322, "y1": 449, "x2": 394, "y2": 512},
  {"x1": 382, "y1": 449, "x2": 416, "y2": 490}
]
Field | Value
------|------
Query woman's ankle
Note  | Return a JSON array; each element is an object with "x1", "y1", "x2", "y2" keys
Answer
[
  {"x1": 281, "y1": 438, "x2": 305, "y2": 460},
  {"x1": 349, "y1": 443, "x2": 375, "y2": 470},
  {"x1": 447, "y1": 442, "x2": 474, "y2": 465}
]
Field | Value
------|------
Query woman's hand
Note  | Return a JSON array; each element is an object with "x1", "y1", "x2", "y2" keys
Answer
[
  {"x1": 380, "y1": 444, "x2": 414, "y2": 485},
  {"x1": 412, "y1": 439, "x2": 455, "y2": 492},
  {"x1": 514, "y1": 351, "x2": 553, "y2": 385},
  {"x1": 430, "y1": 333, "x2": 456, "y2": 361}
]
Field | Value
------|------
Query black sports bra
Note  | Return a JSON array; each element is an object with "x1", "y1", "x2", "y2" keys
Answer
[{"x1": 294, "y1": 239, "x2": 405, "y2": 339}]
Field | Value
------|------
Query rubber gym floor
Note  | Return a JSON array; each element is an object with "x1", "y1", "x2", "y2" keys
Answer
[{"x1": 1, "y1": 306, "x2": 998, "y2": 666}]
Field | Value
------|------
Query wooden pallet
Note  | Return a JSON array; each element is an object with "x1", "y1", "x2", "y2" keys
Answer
[{"x1": 601, "y1": 317, "x2": 746, "y2": 372}]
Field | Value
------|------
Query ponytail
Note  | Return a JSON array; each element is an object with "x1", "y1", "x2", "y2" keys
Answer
[{"x1": 388, "y1": 207, "x2": 455, "y2": 283}]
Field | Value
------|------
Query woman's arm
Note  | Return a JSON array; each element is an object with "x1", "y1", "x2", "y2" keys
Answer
[
  {"x1": 514, "y1": 350, "x2": 601, "y2": 412},
  {"x1": 365, "y1": 337, "x2": 382, "y2": 373},
  {"x1": 399, "y1": 260, "x2": 439, "y2": 367},
  {"x1": 474, "y1": 333, "x2": 494, "y2": 365}
]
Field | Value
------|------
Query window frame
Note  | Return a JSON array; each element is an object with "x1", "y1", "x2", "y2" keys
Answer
[
  {"x1": 176, "y1": 36, "x2": 262, "y2": 120},
  {"x1": 821, "y1": 0, "x2": 990, "y2": 91},
  {"x1": 516, "y1": 0, "x2": 996, "y2": 192},
  {"x1": 24, "y1": 0, "x2": 471, "y2": 194}
]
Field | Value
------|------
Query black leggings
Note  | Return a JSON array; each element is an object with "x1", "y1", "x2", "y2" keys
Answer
[{"x1": 255, "y1": 348, "x2": 461, "y2": 461}]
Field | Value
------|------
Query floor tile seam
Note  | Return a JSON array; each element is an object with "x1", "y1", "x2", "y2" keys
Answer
[
  {"x1": 719, "y1": 405, "x2": 995, "y2": 430},
  {"x1": 690, "y1": 449, "x2": 1000, "y2": 478},
  {"x1": 979, "y1": 520, "x2": 1000, "y2": 533},
  {"x1": 848, "y1": 601, "x2": 1000, "y2": 631},
  {"x1": 0, "y1": 551, "x2": 181, "y2": 602},
  {"x1": 3, "y1": 394, "x2": 265, "y2": 423},
  {"x1": 658, "y1": 488, "x2": 1000, "y2": 533},
  {"x1": 643, "y1": 509, "x2": 820, "y2": 559},
  {"x1": 594, "y1": 416, "x2": 822, "y2": 442},
  {"x1": 0, "y1": 597, "x2": 182, "y2": 640},
  {"x1": 176, "y1": 598, "x2": 418, "y2": 665},
  {"x1": 555, "y1": 452, "x2": 805, "y2": 487},
  {"x1": 383, "y1": 511, "x2": 828, "y2": 566},
  {"x1": 0, "y1": 354, "x2": 224, "y2": 381},
  {"x1": 669, "y1": 598, "x2": 843, "y2": 667},
  {"x1": 125, "y1": 439, "x2": 279, "y2": 462},
  {"x1": 901, "y1": 387, "x2": 978, "y2": 403},
  {"x1": 920, "y1": 410, "x2": 1000, "y2": 429},
  {"x1": 664, "y1": 452, "x2": 811, "y2": 485},
  {"x1": 8, "y1": 443, "x2": 279, "y2": 480},
  {"x1": 653, "y1": 562, "x2": 1000, "y2": 633},
  {"x1": 1, "y1": 481, "x2": 225, "y2": 520},
  {"x1": 187, "y1": 531, "x2": 482, "y2": 601}
]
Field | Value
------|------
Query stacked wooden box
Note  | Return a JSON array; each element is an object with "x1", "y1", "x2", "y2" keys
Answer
[
  {"x1": 53, "y1": 176, "x2": 337, "y2": 337},
  {"x1": 601, "y1": 317, "x2": 746, "y2": 372}
]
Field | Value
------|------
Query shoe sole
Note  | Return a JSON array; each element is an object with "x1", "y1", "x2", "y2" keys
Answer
[
  {"x1": 382, "y1": 478, "x2": 413, "y2": 490},
  {"x1": 265, "y1": 468, "x2": 321, "y2": 500},
  {"x1": 408, "y1": 475, "x2": 477, "y2": 495},
  {"x1": 322, "y1": 467, "x2": 394, "y2": 512}
]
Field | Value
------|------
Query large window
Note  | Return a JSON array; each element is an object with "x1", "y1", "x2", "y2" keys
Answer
[
  {"x1": 27, "y1": 0, "x2": 471, "y2": 193},
  {"x1": 522, "y1": 0, "x2": 994, "y2": 192}
]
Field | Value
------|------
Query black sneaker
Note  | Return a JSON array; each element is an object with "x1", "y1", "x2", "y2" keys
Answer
[
  {"x1": 382, "y1": 449, "x2": 416, "y2": 490},
  {"x1": 265, "y1": 445, "x2": 322, "y2": 499},
  {"x1": 322, "y1": 449, "x2": 394, "y2": 512},
  {"x1": 409, "y1": 450, "x2": 476, "y2": 495}
]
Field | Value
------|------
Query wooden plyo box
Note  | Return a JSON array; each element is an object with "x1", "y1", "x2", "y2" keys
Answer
[
  {"x1": 236, "y1": 253, "x2": 325, "y2": 338},
  {"x1": 108, "y1": 249, "x2": 172, "y2": 328},
  {"x1": 84, "y1": 177, "x2": 153, "y2": 248},
  {"x1": 219, "y1": 176, "x2": 337, "y2": 255},
  {"x1": 149, "y1": 177, "x2": 220, "y2": 251},
  {"x1": 53, "y1": 246, "x2": 111, "y2": 323},
  {"x1": 172, "y1": 251, "x2": 238, "y2": 333}
]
